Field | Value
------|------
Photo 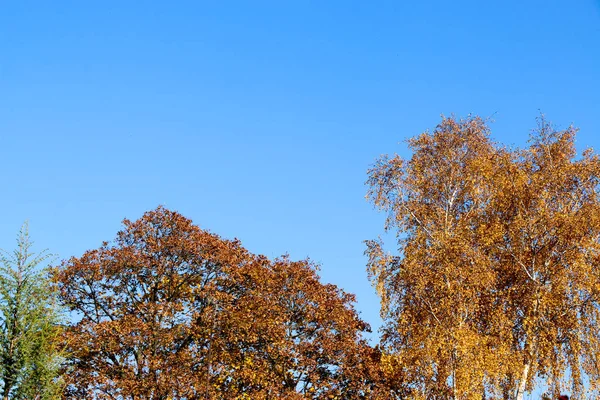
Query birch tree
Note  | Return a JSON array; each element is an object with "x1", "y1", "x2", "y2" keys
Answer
[{"x1": 367, "y1": 116, "x2": 600, "y2": 399}]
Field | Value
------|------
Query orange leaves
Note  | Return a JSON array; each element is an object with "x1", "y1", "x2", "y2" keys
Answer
[
  {"x1": 367, "y1": 115, "x2": 600, "y2": 398},
  {"x1": 56, "y1": 207, "x2": 382, "y2": 399}
]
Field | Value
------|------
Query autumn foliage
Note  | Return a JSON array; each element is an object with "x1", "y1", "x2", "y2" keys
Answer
[
  {"x1": 54, "y1": 207, "x2": 386, "y2": 399},
  {"x1": 5, "y1": 114, "x2": 599, "y2": 399},
  {"x1": 367, "y1": 116, "x2": 600, "y2": 399}
]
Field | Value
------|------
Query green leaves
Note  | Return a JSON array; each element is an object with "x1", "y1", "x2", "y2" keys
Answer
[{"x1": 0, "y1": 223, "x2": 63, "y2": 400}]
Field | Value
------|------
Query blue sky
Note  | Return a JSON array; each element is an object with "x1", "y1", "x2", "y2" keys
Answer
[{"x1": 1, "y1": 0, "x2": 599, "y2": 370}]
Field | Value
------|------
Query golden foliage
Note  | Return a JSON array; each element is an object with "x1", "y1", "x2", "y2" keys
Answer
[{"x1": 367, "y1": 115, "x2": 600, "y2": 399}]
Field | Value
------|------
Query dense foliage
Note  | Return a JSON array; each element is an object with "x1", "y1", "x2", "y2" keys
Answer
[
  {"x1": 367, "y1": 116, "x2": 600, "y2": 399},
  {"x1": 54, "y1": 207, "x2": 387, "y2": 399}
]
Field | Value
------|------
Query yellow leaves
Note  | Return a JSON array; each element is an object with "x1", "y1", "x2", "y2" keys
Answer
[
  {"x1": 379, "y1": 351, "x2": 402, "y2": 377},
  {"x1": 367, "y1": 115, "x2": 600, "y2": 398}
]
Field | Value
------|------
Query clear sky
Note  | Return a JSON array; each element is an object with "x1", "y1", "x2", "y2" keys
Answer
[{"x1": 1, "y1": 0, "x2": 599, "y2": 387}]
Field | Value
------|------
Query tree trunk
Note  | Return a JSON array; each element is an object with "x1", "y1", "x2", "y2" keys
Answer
[{"x1": 515, "y1": 362, "x2": 530, "y2": 400}]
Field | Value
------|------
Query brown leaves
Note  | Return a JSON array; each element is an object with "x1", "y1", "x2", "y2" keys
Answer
[{"x1": 55, "y1": 207, "x2": 382, "y2": 399}]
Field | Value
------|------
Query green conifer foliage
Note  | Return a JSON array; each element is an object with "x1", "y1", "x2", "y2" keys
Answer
[{"x1": 0, "y1": 224, "x2": 63, "y2": 400}]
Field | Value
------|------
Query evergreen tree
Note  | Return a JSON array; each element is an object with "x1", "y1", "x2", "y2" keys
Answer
[{"x1": 0, "y1": 224, "x2": 63, "y2": 400}]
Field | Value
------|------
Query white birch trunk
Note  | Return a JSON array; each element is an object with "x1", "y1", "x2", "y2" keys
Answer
[{"x1": 515, "y1": 363, "x2": 530, "y2": 400}]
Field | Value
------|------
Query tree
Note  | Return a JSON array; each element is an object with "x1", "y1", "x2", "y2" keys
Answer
[
  {"x1": 205, "y1": 254, "x2": 387, "y2": 399},
  {"x1": 366, "y1": 116, "x2": 600, "y2": 399},
  {"x1": 55, "y1": 207, "x2": 383, "y2": 399},
  {"x1": 0, "y1": 224, "x2": 64, "y2": 400}
]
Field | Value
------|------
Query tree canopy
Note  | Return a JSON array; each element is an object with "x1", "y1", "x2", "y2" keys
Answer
[
  {"x1": 0, "y1": 224, "x2": 63, "y2": 400},
  {"x1": 367, "y1": 116, "x2": 600, "y2": 399},
  {"x1": 54, "y1": 207, "x2": 385, "y2": 399}
]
